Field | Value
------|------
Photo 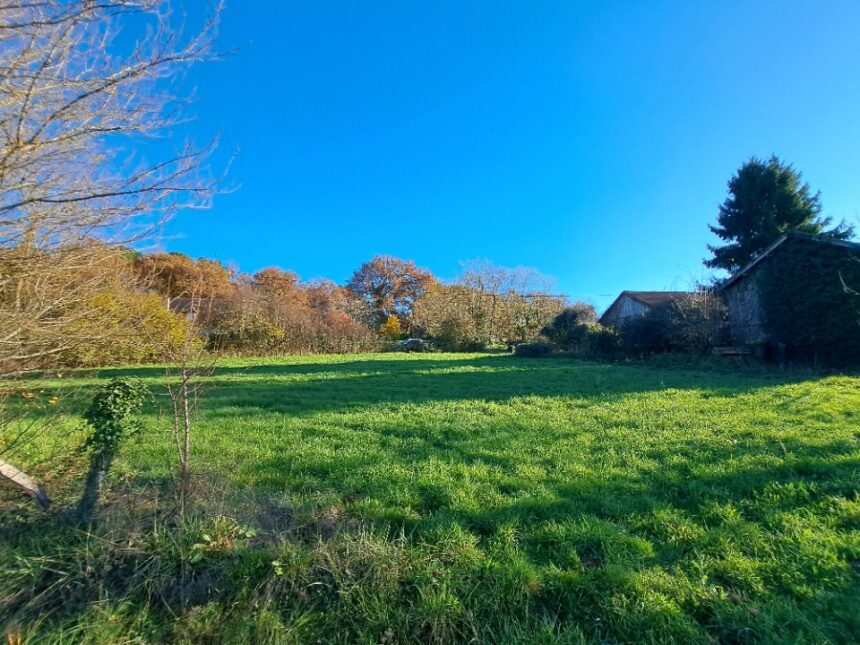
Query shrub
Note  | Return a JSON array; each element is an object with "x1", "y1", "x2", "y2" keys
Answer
[
  {"x1": 583, "y1": 326, "x2": 620, "y2": 360},
  {"x1": 414, "y1": 282, "x2": 565, "y2": 349},
  {"x1": 513, "y1": 341, "x2": 555, "y2": 357},
  {"x1": 78, "y1": 378, "x2": 148, "y2": 522},
  {"x1": 456, "y1": 339, "x2": 488, "y2": 352},
  {"x1": 207, "y1": 312, "x2": 285, "y2": 353},
  {"x1": 541, "y1": 304, "x2": 597, "y2": 351},
  {"x1": 616, "y1": 292, "x2": 727, "y2": 359},
  {"x1": 666, "y1": 292, "x2": 728, "y2": 354},
  {"x1": 61, "y1": 291, "x2": 197, "y2": 366},
  {"x1": 205, "y1": 303, "x2": 378, "y2": 356},
  {"x1": 617, "y1": 310, "x2": 672, "y2": 358},
  {"x1": 431, "y1": 316, "x2": 485, "y2": 352}
]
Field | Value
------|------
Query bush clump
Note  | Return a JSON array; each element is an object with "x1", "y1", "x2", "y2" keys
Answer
[
  {"x1": 541, "y1": 304, "x2": 597, "y2": 351},
  {"x1": 61, "y1": 291, "x2": 198, "y2": 367},
  {"x1": 616, "y1": 292, "x2": 728, "y2": 358},
  {"x1": 534, "y1": 293, "x2": 726, "y2": 362},
  {"x1": 424, "y1": 316, "x2": 486, "y2": 352},
  {"x1": 582, "y1": 325, "x2": 620, "y2": 360},
  {"x1": 513, "y1": 341, "x2": 555, "y2": 357}
]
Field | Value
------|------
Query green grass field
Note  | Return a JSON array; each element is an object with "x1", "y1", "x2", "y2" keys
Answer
[{"x1": 2, "y1": 353, "x2": 860, "y2": 643}]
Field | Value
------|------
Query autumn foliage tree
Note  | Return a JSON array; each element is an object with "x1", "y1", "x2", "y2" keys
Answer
[
  {"x1": 135, "y1": 252, "x2": 235, "y2": 300},
  {"x1": 252, "y1": 267, "x2": 306, "y2": 306},
  {"x1": 379, "y1": 315, "x2": 402, "y2": 339},
  {"x1": 198, "y1": 270, "x2": 376, "y2": 355},
  {"x1": 346, "y1": 255, "x2": 436, "y2": 329}
]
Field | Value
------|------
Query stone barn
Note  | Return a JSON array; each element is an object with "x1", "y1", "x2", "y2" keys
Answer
[
  {"x1": 599, "y1": 291, "x2": 689, "y2": 327},
  {"x1": 720, "y1": 232, "x2": 860, "y2": 364}
]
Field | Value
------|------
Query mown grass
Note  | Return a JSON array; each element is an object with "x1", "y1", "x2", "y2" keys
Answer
[{"x1": 2, "y1": 353, "x2": 859, "y2": 643}]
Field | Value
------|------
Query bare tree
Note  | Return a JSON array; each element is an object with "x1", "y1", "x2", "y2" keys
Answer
[
  {"x1": 455, "y1": 260, "x2": 562, "y2": 343},
  {"x1": 149, "y1": 279, "x2": 217, "y2": 516},
  {"x1": 0, "y1": 0, "x2": 222, "y2": 505},
  {"x1": 164, "y1": 325, "x2": 215, "y2": 516},
  {"x1": 413, "y1": 261, "x2": 565, "y2": 347}
]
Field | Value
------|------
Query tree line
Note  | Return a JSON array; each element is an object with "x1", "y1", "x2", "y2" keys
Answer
[
  {"x1": 107, "y1": 251, "x2": 569, "y2": 360},
  {"x1": 1, "y1": 243, "x2": 573, "y2": 371},
  {"x1": 5, "y1": 154, "x2": 855, "y2": 373}
]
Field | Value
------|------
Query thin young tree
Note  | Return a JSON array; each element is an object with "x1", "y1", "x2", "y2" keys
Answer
[
  {"x1": 151, "y1": 277, "x2": 218, "y2": 515},
  {"x1": 0, "y1": 1, "x2": 222, "y2": 505}
]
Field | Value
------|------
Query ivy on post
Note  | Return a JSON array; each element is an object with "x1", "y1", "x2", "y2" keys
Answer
[{"x1": 77, "y1": 378, "x2": 148, "y2": 524}]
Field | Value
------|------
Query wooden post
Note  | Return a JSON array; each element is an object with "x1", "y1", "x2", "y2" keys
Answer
[{"x1": 0, "y1": 458, "x2": 50, "y2": 510}]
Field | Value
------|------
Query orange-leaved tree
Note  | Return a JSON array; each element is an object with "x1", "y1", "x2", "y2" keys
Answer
[{"x1": 346, "y1": 255, "x2": 436, "y2": 330}]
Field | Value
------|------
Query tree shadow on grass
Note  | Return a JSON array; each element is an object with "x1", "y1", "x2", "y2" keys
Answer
[
  {"x1": 70, "y1": 353, "x2": 815, "y2": 385},
  {"x1": 253, "y1": 425, "x2": 860, "y2": 530},
  {"x1": 195, "y1": 355, "x2": 821, "y2": 419},
  {"x1": 5, "y1": 356, "x2": 856, "y2": 641},
  {"x1": 24, "y1": 355, "x2": 827, "y2": 421}
]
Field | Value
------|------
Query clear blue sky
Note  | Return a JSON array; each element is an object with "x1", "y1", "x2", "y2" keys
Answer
[{"x1": 162, "y1": 0, "x2": 860, "y2": 310}]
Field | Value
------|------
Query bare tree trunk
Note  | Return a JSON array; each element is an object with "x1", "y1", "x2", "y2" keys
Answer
[
  {"x1": 161, "y1": 285, "x2": 216, "y2": 517},
  {"x1": 182, "y1": 373, "x2": 191, "y2": 479},
  {"x1": 177, "y1": 368, "x2": 192, "y2": 514}
]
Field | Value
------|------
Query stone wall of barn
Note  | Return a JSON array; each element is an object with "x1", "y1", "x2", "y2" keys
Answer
[{"x1": 725, "y1": 273, "x2": 768, "y2": 344}]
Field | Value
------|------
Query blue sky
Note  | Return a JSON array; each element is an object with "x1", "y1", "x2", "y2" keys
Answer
[{"x1": 160, "y1": 1, "x2": 860, "y2": 310}]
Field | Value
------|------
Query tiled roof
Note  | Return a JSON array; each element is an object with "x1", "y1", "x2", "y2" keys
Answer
[
  {"x1": 622, "y1": 291, "x2": 689, "y2": 307},
  {"x1": 598, "y1": 290, "x2": 690, "y2": 325}
]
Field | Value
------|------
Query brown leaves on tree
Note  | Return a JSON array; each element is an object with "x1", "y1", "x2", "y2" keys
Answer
[{"x1": 346, "y1": 255, "x2": 436, "y2": 328}]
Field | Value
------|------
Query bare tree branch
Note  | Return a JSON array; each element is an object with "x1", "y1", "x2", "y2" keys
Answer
[{"x1": 0, "y1": 0, "x2": 223, "y2": 506}]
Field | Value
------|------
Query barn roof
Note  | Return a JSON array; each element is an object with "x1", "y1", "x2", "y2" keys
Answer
[
  {"x1": 599, "y1": 290, "x2": 689, "y2": 325},
  {"x1": 622, "y1": 291, "x2": 690, "y2": 307},
  {"x1": 720, "y1": 232, "x2": 860, "y2": 291}
]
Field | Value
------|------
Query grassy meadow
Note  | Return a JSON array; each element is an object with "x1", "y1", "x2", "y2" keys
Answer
[{"x1": 2, "y1": 353, "x2": 860, "y2": 643}]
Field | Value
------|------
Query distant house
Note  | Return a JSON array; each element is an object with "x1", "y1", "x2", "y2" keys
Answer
[
  {"x1": 599, "y1": 291, "x2": 689, "y2": 327},
  {"x1": 166, "y1": 296, "x2": 207, "y2": 318},
  {"x1": 720, "y1": 232, "x2": 860, "y2": 350},
  {"x1": 166, "y1": 296, "x2": 226, "y2": 321}
]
